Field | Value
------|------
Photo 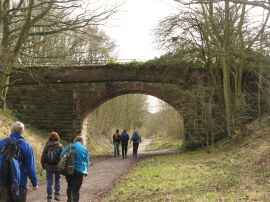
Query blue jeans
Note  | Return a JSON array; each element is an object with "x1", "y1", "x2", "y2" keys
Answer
[
  {"x1": 46, "y1": 171, "x2": 61, "y2": 199},
  {"x1": 113, "y1": 142, "x2": 120, "y2": 156}
]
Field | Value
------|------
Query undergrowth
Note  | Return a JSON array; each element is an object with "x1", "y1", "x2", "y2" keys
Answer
[
  {"x1": 0, "y1": 110, "x2": 57, "y2": 178},
  {"x1": 87, "y1": 132, "x2": 113, "y2": 156}
]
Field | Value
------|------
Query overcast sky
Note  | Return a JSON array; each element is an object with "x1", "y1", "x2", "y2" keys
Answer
[
  {"x1": 103, "y1": 0, "x2": 178, "y2": 62},
  {"x1": 101, "y1": 0, "x2": 178, "y2": 112}
]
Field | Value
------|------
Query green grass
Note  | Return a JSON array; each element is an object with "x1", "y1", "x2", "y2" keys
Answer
[
  {"x1": 146, "y1": 137, "x2": 182, "y2": 151},
  {"x1": 103, "y1": 151, "x2": 270, "y2": 202},
  {"x1": 103, "y1": 117, "x2": 270, "y2": 202}
]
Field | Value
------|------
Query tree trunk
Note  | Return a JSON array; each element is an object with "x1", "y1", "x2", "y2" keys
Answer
[
  {"x1": 0, "y1": 52, "x2": 16, "y2": 109},
  {"x1": 221, "y1": 56, "x2": 233, "y2": 137},
  {"x1": 221, "y1": 0, "x2": 233, "y2": 137}
]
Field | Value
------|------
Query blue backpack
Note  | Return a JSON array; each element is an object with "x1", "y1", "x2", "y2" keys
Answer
[
  {"x1": 0, "y1": 138, "x2": 24, "y2": 198},
  {"x1": 132, "y1": 134, "x2": 140, "y2": 142}
]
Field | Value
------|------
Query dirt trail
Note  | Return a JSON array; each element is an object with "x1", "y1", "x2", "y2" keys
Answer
[{"x1": 27, "y1": 138, "x2": 177, "y2": 202}]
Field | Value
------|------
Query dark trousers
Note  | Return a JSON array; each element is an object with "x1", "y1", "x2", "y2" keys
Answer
[
  {"x1": 121, "y1": 144, "x2": 128, "y2": 157},
  {"x1": 133, "y1": 142, "x2": 139, "y2": 157},
  {"x1": 65, "y1": 171, "x2": 84, "y2": 202},
  {"x1": 0, "y1": 185, "x2": 27, "y2": 202}
]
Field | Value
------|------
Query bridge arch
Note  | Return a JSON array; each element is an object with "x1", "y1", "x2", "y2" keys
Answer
[
  {"x1": 7, "y1": 65, "x2": 259, "y2": 148},
  {"x1": 81, "y1": 93, "x2": 183, "y2": 154},
  {"x1": 7, "y1": 65, "x2": 191, "y2": 141},
  {"x1": 79, "y1": 82, "x2": 182, "y2": 121}
]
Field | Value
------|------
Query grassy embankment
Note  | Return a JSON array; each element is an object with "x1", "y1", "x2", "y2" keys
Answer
[
  {"x1": 103, "y1": 116, "x2": 270, "y2": 202},
  {"x1": 87, "y1": 132, "x2": 113, "y2": 156},
  {"x1": 146, "y1": 136, "x2": 182, "y2": 151},
  {"x1": 0, "y1": 109, "x2": 48, "y2": 176}
]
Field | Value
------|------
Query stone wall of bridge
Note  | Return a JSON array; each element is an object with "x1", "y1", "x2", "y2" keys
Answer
[
  {"x1": 7, "y1": 66, "x2": 197, "y2": 142},
  {"x1": 6, "y1": 65, "x2": 263, "y2": 148}
]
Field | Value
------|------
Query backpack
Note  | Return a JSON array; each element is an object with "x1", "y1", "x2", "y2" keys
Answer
[
  {"x1": 113, "y1": 133, "x2": 120, "y2": 141},
  {"x1": 0, "y1": 138, "x2": 24, "y2": 198},
  {"x1": 46, "y1": 143, "x2": 60, "y2": 165},
  {"x1": 57, "y1": 144, "x2": 75, "y2": 176},
  {"x1": 132, "y1": 134, "x2": 140, "y2": 142},
  {"x1": 121, "y1": 133, "x2": 129, "y2": 143}
]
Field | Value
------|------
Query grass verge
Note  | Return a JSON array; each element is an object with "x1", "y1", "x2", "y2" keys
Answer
[
  {"x1": 103, "y1": 116, "x2": 270, "y2": 201},
  {"x1": 146, "y1": 136, "x2": 182, "y2": 151}
]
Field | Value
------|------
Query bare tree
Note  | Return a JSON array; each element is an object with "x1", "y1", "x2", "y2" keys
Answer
[
  {"x1": 0, "y1": 0, "x2": 122, "y2": 108},
  {"x1": 155, "y1": 0, "x2": 270, "y2": 136},
  {"x1": 19, "y1": 26, "x2": 117, "y2": 65},
  {"x1": 174, "y1": 0, "x2": 270, "y2": 10}
]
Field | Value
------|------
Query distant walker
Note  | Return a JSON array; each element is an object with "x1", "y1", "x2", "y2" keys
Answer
[
  {"x1": 130, "y1": 131, "x2": 141, "y2": 158},
  {"x1": 120, "y1": 130, "x2": 130, "y2": 159},
  {"x1": 112, "y1": 129, "x2": 120, "y2": 157}
]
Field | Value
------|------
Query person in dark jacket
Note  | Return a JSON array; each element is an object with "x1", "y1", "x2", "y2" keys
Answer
[
  {"x1": 130, "y1": 131, "x2": 141, "y2": 158},
  {"x1": 120, "y1": 129, "x2": 129, "y2": 159},
  {"x1": 41, "y1": 132, "x2": 64, "y2": 202},
  {"x1": 61, "y1": 136, "x2": 90, "y2": 202},
  {"x1": 0, "y1": 121, "x2": 39, "y2": 202}
]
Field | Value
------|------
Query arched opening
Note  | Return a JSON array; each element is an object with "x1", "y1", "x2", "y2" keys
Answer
[{"x1": 80, "y1": 94, "x2": 183, "y2": 154}]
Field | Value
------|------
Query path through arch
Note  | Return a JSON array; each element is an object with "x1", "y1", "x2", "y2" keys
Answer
[{"x1": 27, "y1": 137, "x2": 178, "y2": 202}]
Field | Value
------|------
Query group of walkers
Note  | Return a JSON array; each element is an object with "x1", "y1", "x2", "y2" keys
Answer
[
  {"x1": 0, "y1": 121, "x2": 90, "y2": 202},
  {"x1": 112, "y1": 129, "x2": 142, "y2": 159},
  {"x1": 0, "y1": 121, "x2": 142, "y2": 202}
]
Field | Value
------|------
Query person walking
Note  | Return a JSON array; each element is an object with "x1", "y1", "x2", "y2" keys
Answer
[
  {"x1": 130, "y1": 131, "x2": 142, "y2": 158},
  {"x1": 41, "y1": 132, "x2": 64, "y2": 202},
  {"x1": 120, "y1": 129, "x2": 129, "y2": 159},
  {"x1": 61, "y1": 136, "x2": 90, "y2": 202},
  {"x1": 112, "y1": 129, "x2": 120, "y2": 157},
  {"x1": 0, "y1": 121, "x2": 39, "y2": 202}
]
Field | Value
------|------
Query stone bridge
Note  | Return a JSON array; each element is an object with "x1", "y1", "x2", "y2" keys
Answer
[{"x1": 5, "y1": 64, "x2": 260, "y2": 148}]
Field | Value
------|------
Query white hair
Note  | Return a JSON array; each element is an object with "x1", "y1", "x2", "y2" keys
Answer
[
  {"x1": 11, "y1": 121, "x2": 25, "y2": 134},
  {"x1": 74, "y1": 136, "x2": 84, "y2": 144}
]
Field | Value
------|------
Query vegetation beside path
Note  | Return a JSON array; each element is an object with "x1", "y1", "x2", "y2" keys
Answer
[
  {"x1": 0, "y1": 109, "x2": 48, "y2": 173},
  {"x1": 146, "y1": 136, "x2": 182, "y2": 151},
  {"x1": 103, "y1": 116, "x2": 270, "y2": 202}
]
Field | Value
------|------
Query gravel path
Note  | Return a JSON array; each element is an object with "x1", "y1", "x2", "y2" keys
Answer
[{"x1": 27, "y1": 138, "x2": 177, "y2": 202}]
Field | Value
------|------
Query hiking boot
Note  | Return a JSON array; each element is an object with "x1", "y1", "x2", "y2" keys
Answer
[
  {"x1": 125, "y1": 155, "x2": 127, "y2": 158},
  {"x1": 55, "y1": 195, "x2": 61, "y2": 201}
]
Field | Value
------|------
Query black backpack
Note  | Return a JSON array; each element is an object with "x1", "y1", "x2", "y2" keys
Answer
[
  {"x1": 0, "y1": 138, "x2": 24, "y2": 198},
  {"x1": 121, "y1": 133, "x2": 129, "y2": 142},
  {"x1": 46, "y1": 143, "x2": 60, "y2": 165},
  {"x1": 0, "y1": 138, "x2": 24, "y2": 179}
]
